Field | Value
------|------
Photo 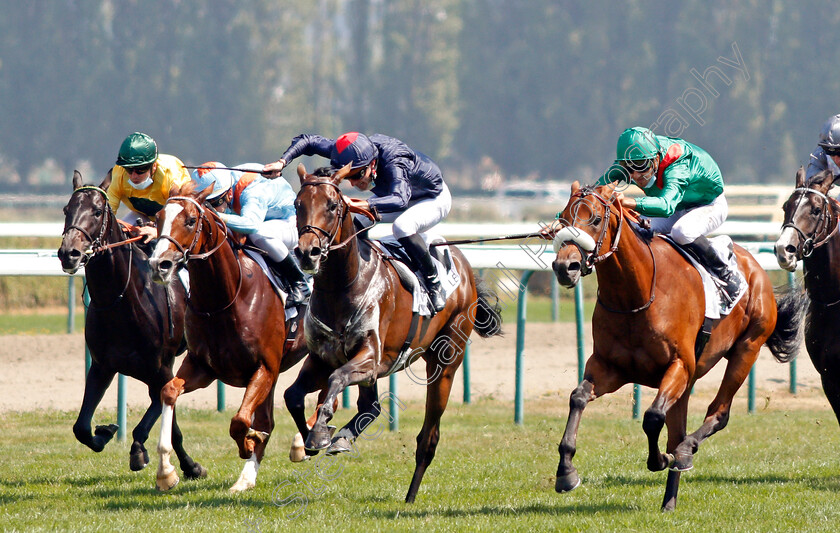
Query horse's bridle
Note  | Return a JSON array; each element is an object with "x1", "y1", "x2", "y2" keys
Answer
[
  {"x1": 554, "y1": 187, "x2": 656, "y2": 313},
  {"x1": 159, "y1": 196, "x2": 243, "y2": 315},
  {"x1": 781, "y1": 187, "x2": 839, "y2": 258},
  {"x1": 298, "y1": 179, "x2": 374, "y2": 262}
]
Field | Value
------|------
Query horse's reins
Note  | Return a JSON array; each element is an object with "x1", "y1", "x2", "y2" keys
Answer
[
  {"x1": 781, "y1": 187, "x2": 840, "y2": 258},
  {"x1": 160, "y1": 196, "x2": 243, "y2": 315},
  {"x1": 557, "y1": 189, "x2": 656, "y2": 313}
]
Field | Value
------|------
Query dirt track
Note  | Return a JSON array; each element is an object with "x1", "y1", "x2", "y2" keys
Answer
[{"x1": 0, "y1": 323, "x2": 828, "y2": 414}]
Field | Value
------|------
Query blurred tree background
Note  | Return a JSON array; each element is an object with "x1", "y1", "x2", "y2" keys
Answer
[{"x1": 1, "y1": 0, "x2": 838, "y2": 192}]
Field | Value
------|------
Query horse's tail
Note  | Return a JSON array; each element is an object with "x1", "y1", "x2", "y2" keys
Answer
[
  {"x1": 765, "y1": 282, "x2": 807, "y2": 363},
  {"x1": 473, "y1": 275, "x2": 503, "y2": 338}
]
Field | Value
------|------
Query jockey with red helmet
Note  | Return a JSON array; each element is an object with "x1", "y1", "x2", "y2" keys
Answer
[
  {"x1": 596, "y1": 127, "x2": 742, "y2": 303},
  {"x1": 191, "y1": 162, "x2": 310, "y2": 308},
  {"x1": 263, "y1": 132, "x2": 450, "y2": 312},
  {"x1": 806, "y1": 114, "x2": 840, "y2": 181}
]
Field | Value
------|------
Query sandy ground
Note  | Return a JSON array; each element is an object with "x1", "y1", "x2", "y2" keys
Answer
[{"x1": 0, "y1": 323, "x2": 829, "y2": 415}]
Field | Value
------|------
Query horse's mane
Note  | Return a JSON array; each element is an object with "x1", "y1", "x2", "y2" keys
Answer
[{"x1": 312, "y1": 166, "x2": 334, "y2": 178}]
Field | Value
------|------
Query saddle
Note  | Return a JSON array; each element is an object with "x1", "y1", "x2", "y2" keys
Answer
[{"x1": 371, "y1": 235, "x2": 459, "y2": 317}]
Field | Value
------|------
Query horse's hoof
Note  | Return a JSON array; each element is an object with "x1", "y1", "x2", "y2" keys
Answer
[
  {"x1": 94, "y1": 424, "x2": 119, "y2": 440},
  {"x1": 156, "y1": 469, "x2": 180, "y2": 492},
  {"x1": 555, "y1": 472, "x2": 581, "y2": 493},
  {"x1": 326, "y1": 436, "x2": 353, "y2": 456},
  {"x1": 304, "y1": 430, "x2": 332, "y2": 451},
  {"x1": 229, "y1": 480, "x2": 255, "y2": 493},
  {"x1": 670, "y1": 453, "x2": 694, "y2": 472},
  {"x1": 290, "y1": 433, "x2": 308, "y2": 462},
  {"x1": 183, "y1": 463, "x2": 208, "y2": 480},
  {"x1": 130, "y1": 452, "x2": 149, "y2": 472}
]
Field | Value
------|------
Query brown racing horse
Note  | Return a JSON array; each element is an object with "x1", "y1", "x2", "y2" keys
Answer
[
  {"x1": 285, "y1": 163, "x2": 503, "y2": 503},
  {"x1": 57, "y1": 170, "x2": 206, "y2": 481},
  {"x1": 148, "y1": 181, "x2": 309, "y2": 492},
  {"x1": 775, "y1": 168, "x2": 840, "y2": 426},
  {"x1": 550, "y1": 182, "x2": 801, "y2": 511}
]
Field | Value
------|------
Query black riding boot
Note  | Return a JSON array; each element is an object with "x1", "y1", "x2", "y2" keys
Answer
[
  {"x1": 686, "y1": 236, "x2": 741, "y2": 303},
  {"x1": 276, "y1": 254, "x2": 311, "y2": 308},
  {"x1": 398, "y1": 234, "x2": 447, "y2": 313}
]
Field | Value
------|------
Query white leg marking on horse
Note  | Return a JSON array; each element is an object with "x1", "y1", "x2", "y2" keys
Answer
[
  {"x1": 156, "y1": 404, "x2": 179, "y2": 490},
  {"x1": 230, "y1": 454, "x2": 260, "y2": 492}
]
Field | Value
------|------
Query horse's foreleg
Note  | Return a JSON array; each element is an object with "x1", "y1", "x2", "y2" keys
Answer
[
  {"x1": 327, "y1": 383, "x2": 380, "y2": 455},
  {"x1": 230, "y1": 365, "x2": 277, "y2": 461},
  {"x1": 306, "y1": 352, "x2": 375, "y2": 451},
  {"x1": 156, "y1": 355, "x2": 213, "y2": 492},
  {"x1": 285, "y1": 356, "x2": 330, "y2": 459},
  {"x1": 644, "y1": 359, "x2": 690, "y2": 473},
  {"x1": 556, "y1": 379, "x2": 594, "y2": 493},
  {"x1": 129, "y1": 388, "x2": 163, "y2": 471},
  {"x1": 661, "y1": 393, "x2": 690, "y2": 511},
  {"x1": 73, "y1": 363, "x2": 117, "y2": 453},
  {"x1": 230, "y1": 385, "x2": 276, "y2": 493}
]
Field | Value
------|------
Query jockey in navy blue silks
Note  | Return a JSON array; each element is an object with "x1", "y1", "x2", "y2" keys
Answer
[{"x1": 263, "y1": 132, "x2": 451, "y2": 312}]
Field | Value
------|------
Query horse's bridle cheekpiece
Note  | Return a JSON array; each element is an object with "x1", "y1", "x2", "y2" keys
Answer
[{"x1": 782, "y1": 187, "x2": 839, "y2": 258}]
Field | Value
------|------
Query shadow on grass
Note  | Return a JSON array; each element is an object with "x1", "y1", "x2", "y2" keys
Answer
[{"x1": 368, "y1": 501, "x2": 635, "y2": 520}]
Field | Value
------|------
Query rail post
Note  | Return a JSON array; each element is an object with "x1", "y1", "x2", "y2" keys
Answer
[{"x1": 515, "y1": 270, "x2": 535, "y2": 425}]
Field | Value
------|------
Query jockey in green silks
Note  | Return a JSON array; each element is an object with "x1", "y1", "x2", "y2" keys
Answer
[{"x1": 595, "y1": 127, "x2": 742, "y2": 301}]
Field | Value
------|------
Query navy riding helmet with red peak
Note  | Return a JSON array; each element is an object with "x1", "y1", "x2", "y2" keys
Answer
[{"x1": 330, "y1": 132, "x2": 379, "y2": 170}]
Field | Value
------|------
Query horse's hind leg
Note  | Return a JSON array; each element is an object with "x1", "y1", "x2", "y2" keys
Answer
[
  {"x1": 73, "y1": 363, "x2": 118, "y2": 453},
  {"x1": 156, "y1": 355, "x2": 214, "y2": 492},
  {"x1": 405, "y1": 342, "x2": 465, "y2": 504},
  {"x1": 230, "y1": 386, "x2": 276, "y2": 493},
  {"x1": 556, "y1": 358, "x2": 624, "y2": 493}
]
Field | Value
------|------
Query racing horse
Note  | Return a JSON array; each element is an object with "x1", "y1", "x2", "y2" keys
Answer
[
  {"x1": 148, "y1": 180, "x2": 309, "y2": 492},
  {"x1": 775, "y1": 167, "x2": 840, "y2": 426},
  {"x1": 285, "y1": 163, "x2": 503, "y2": 503},
  {"x1": 57, "y1": 170, "x2": 206, "y2": 480},
  {"x1": 550, "y1": 182, "x2": 801, "y2": 511}
]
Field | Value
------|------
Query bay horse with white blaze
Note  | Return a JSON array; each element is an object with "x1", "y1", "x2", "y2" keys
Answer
[
  {"x1": 285, "y1": 163, "x2": 503, "y2": 503},
  {"x1": 57, "y1": 170, "x2": 205, "y2": 481},
  {"x1": 775, "y1": 168, "x2": 840, "y2": 427},
  {"x1": 149, "y1": 181, "x2": 309, "y2": 492},
  {"x1": 550, "y1": 182, "x2": 801, "y2": 511}
]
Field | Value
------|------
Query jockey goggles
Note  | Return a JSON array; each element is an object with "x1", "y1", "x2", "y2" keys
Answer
[{"x1": 622, "y1": 159, "x2": 653, "y2": 173}]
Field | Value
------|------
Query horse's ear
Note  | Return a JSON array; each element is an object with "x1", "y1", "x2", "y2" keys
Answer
[
  {"x1": 795, "y1": 166, "x2": 805, "y2": 188},
  {"x1": 169, "y1": 182, "x2": 182, "y2": 198},
  {"x1": 813, "y1": 169, "x2": 835, "y2": 194},
  {"x1": 571, "y1": 180, "x2": 581, "y2": 195},
  {"x1": 98, "y1": 169, "x2": 112, "y2": 191},
  {"x1": 73, "y1": 170, "x2": 84, "y2": 190},
  {"x1": 297, "y1": 163, "x2": 308, "y2": 184},
  {"x1": 196, "y1": 183, "x2": 215, "y2": 203},
  {"x1": 333, "y1": 162, "x2": 353, "y2": 185}
]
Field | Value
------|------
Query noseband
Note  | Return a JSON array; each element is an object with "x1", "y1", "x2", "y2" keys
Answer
[
  {"x1": 781, "y1": 187, "x2": 839, "y2": 258},
  {"x1": 553, "y1": 189, "x2": 625, "y2": 275}
]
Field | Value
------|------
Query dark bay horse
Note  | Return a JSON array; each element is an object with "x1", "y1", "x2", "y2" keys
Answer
[
  {"x1": 775, "y1": 168, "x2": 840, "y2": 424},
  {"x1": 286, "y1": 163, "x2": 503, "y2": 503},
  {"x1": 57, "y1": 170, "x2": 205, "y2": 481},
  {"x1": 550, "y1": 182, "x2": 801, "y2": 511},
  {"x1": 148, "y1": 181, "x2": 309, "y2": 492}
]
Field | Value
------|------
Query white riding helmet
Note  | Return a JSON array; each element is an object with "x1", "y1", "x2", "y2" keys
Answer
[{"x1": 190, "y1": 161, "x2": 234, "y2": 200}]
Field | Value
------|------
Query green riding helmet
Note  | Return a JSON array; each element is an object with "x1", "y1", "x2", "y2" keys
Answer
[
  {"x1": 615, "y1": 127, "x2": 661, "y2": 170},
  {"x1": 116, "y1": 132, "x2": 158, "y2": 168}
]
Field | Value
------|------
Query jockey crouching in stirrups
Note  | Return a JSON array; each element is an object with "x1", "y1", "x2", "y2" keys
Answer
[
  {"x1": 596, "y1": 127, "x2": 745, "y2": 306},
  {"x1": 190, "y1": 162, "x2": 310, "y2": 308}
]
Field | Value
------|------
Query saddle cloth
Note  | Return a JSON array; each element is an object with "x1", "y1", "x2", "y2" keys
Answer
[
  {"x1": 660, "y1": 235, "x2": 747, "y2": 320},
  {"x1": 371, "y1": 234, "x2": 461, "y2": 317},
  {"x1": 243, "y1": 248, "x2": 307, "y2": 322}
]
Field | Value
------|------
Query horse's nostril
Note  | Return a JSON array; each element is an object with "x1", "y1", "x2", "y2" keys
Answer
[
  {"x1": 158, "y1": 260, "x2": 173, "y2": 272},
  {"x1": 785, "y1": 245, "x2": 797, "y2": 255},
  {"x1": 568, "y1": 262, "x2": 581, "y2": 273},
  {"x1": 309, "y1": 247, "x2": 321, "y2": 258},
  {"x1": 69, "y1": 249, "x2": 81, "y2": 259},
  {"x1": 294, "y1": 248, "x2": 303, "y2": 260}
]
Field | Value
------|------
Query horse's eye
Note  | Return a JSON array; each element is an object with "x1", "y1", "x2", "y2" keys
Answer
[
  {"x1": 327, "y1": 201, "x2": 337, "y2": 212},
  {"x1": 94, "y1": 209, "x2": 103, "y2": 217},
  {"x1": 591, "y1": 216, "x2": 603, "y2": 226},
  {"x1": 812, "y1": 207, "x2": 822, "y2": 217},
  {"x1": 186, "y1": 216, "x2": 197, "y2": 227}
]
